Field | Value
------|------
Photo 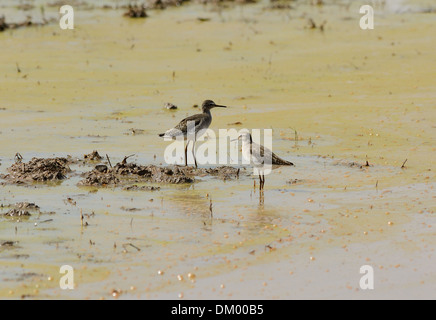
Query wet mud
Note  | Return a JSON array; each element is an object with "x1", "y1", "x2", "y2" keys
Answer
[
  {"x1": 79, "y1": 157, "x2": 242, "y2": 186},
  {"x1": 0, "y1": 0, "x2": 434, "y2": 300},
  {"x1": 1, "y1": 158, "x2": 71, "y2": 184}
]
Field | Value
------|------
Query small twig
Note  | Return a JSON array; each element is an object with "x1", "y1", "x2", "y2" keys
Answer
[
  {"x1": 16, "y1": 62, "x2": 21, "y2": 73},
  {"x1": 209, "y1": 199, "x2": 213, "y2": 218},
  {"x1": 122, "y1": 243, "x2": 141, "y2": 252},
  {"x1": 308, "y1": 18, "x2": 317, "y2": 29},
  {"x1": 289, "y1": 127, "x2": 298, "y2": 147},
  {"x1": 39, "y1": 219, "x2": 53, "y2": 224},
  {"x1": 80, "y1": 209, "x2": 84, "y2": 227},
  {"x1": 401, "y1": 159, "x2": 408, "y2": 169},
  {"x1": 106, "y1": 154, "x2": 113, "y2": 168}
]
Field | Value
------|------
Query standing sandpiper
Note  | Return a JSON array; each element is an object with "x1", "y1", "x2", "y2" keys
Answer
[
  {"x1": 237, "y1": 132, "x2": 294, "y2": 190},
  {"x1": 159, "y1": 100, "x2": 227, "y2": 167}
]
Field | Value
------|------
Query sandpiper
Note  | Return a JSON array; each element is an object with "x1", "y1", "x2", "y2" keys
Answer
[
  {"x1": 237, "y1": 132, "x2": 294, "y2": 190},
  {"x1": 159, "y1": 100, "x2": 227, "y2": 167}
]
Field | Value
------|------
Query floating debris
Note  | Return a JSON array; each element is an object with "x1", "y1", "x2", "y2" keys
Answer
[
  {"x1": 4, "y1": 209, "x2": 31, "y2": 217},
  {"x1": 286, "y1": 178, "x2": 304, "y2": 185},
  {"x1": 165, "y1": 102, "x2": 178, "y2": 110},
  {"x1": 0, "y1": 15, "x2": 54, "y2": 32},
  {"x1": 0, "y1": 241, "x2": 16, "y2": 247},
  {"x1": 123, "y1": 185, "x2": 161, "y2": 191},
  {"x1": 127, "y1": 128, "x2": 145, "y2": 135},
  {"x1": 1, "y1": 202, "x2": 41, "y2": 218},
  {"x1": 332, "y1": 160, "x2": 371, "y2": 169},
  {"x1": 306, "y1": 18, "x2": 326, "y2": 32}
]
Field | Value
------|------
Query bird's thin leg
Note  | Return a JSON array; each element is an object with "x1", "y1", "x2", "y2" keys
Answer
[
  {"x1": 258, "y1": 174, "x2": 262, "y2": 191},
  {"x1": 184, "y1": 140, "x2": 189, "y2": 166},
  {"x1": 193, "y1": 140, "x2": 197, "y2": 168},
  {"x1": 262, "y1": 174, "x2": 265, "y2": 189}
]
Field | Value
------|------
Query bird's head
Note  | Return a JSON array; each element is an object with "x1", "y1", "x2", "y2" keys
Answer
[
  {"x1": 231, "y1": 132, "x2": 252, "y2": 144},
  {"x1": 202, "y1": 100, "x2": 227, "y2": 112},
  {"x1": 239, "y1": 132, "x2": 252, "y2": 143}
]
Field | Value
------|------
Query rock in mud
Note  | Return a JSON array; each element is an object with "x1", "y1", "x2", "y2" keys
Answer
[
  {"x1": 95, "y1": 165, "x2": 108, "y2": 173},
  {"x1": 3, "y1": 158, "x2": 71, "y2": 184}
]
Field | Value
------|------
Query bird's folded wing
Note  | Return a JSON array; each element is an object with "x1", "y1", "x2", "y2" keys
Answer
[{"x1": 174, "y1": 114, "x2": 204, "y2": 133}]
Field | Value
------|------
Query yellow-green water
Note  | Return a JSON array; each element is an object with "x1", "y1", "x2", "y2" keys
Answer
[{"x1": 0, "y1": 1, "x2": 435, "y2": 299}]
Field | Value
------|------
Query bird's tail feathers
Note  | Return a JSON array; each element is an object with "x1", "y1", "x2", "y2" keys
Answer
[{"x1": 272, "y1": 154, "x2": 294, "y2": 166}]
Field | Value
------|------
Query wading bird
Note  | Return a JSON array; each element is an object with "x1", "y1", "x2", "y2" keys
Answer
[
  {"x1": 237, "y1": 132, "x2": 294, "y2": 190},
  {"x1": 159, "y1": 100, "x2": 227, "y2": 168}
]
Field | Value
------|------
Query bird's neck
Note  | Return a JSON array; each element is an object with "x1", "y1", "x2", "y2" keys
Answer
[
  {"x1": 241, "y1": 138, "x2": 252, "y2": 148},
  {"x1": 203, "y1": 108, "x2": 211, "y2": 117}
]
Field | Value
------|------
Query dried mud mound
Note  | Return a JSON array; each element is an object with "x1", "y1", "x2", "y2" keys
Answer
[
  {"x1": 79, "y1": 162, "x2": 194, "y2": 186},
  {"x1": 79, "y1": 159, "x2": 242, "y2": 187},
  {"x1": 2, "y1": 158, "x2": 71, "y2": 184}
]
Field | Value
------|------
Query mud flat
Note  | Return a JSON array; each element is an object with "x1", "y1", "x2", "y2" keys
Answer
[{"x1": 0, "y1": 0, "x2": 434, "y2": 300}]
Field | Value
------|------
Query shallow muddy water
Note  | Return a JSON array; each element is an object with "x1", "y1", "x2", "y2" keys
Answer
[{"x1": 0, "y1": 0, "x2": 435, "y2": 299}]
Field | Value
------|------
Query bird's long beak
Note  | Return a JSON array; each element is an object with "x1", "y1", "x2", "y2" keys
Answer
[
  {"x1": 212, "y1": 104, "x2": 227, "y2": 108},
  {"x1": 230, "y1": 135, "x2": 241, "y2": 142}
]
